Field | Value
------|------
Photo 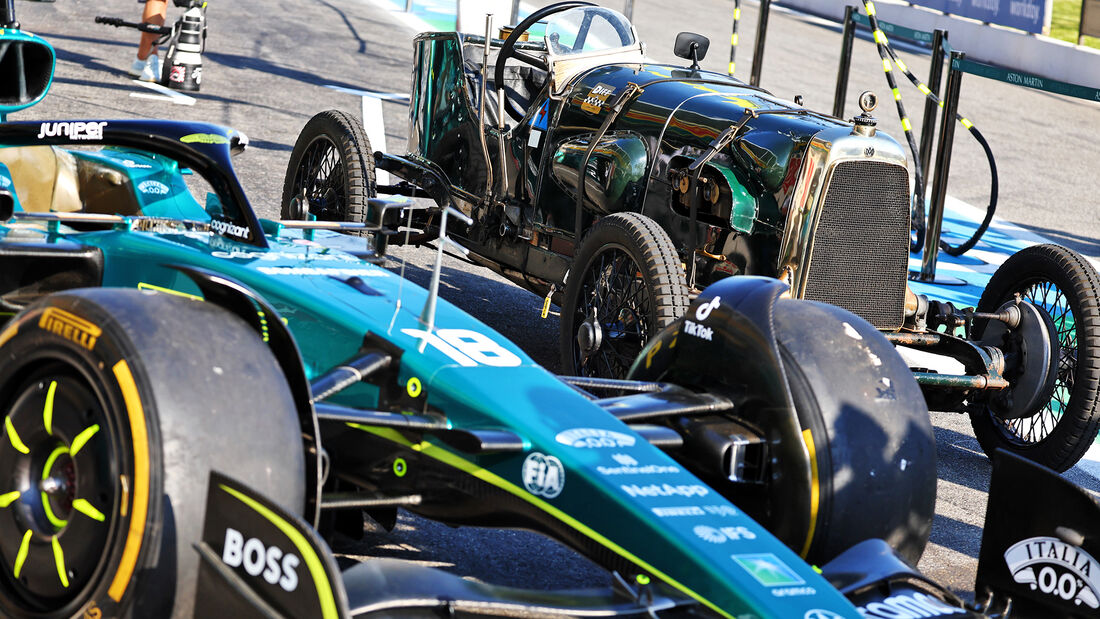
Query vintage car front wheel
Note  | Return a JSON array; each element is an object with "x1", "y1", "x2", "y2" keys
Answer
[
  {"x1": 560, "y1": 213, "x2": 689, "y2": 378},
  {"x1": 970, "y1": 243, "x2": 1100, "y2": 472},
  {"x1": 282, "y1": 109, "x2": 376, "y2": 236}
]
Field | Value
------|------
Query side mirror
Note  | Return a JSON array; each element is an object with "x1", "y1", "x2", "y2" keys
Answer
[
  {"x1": 0, "y1": 31, "x2": 56, "y2": 120},
  {"x1": 673, "y1": 32, "x2": 709, "y2": 71},
  {"x1": 0, "y1": 189, "x2": 14, "y2": 222}
]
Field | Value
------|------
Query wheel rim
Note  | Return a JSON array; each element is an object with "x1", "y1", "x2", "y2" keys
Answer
[
  {"x1": 991, "y1": 280, "x2": 1077, "y2": 445},
  {"x1": 291, "y1": 134, "x2": 346, "y2": 221},
  {"x1": 0, "y1": 366, "x2": 120, "y2": 613},
  {"x1": 570, "y1": 246, "x2": 653, "y2": 378}
]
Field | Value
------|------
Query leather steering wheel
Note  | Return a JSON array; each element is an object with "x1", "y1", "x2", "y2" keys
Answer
[{"x1": 493, "y1": 1, "x2": 596, "y2": 122}]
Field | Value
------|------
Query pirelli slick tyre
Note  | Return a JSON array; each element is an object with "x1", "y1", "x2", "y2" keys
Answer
[
  {"x1": 0, "y1": 289, "x2": 304, "y2": 618},
  {"x1": 281, "y1": 110, "x2": 376, "y2": 236},
  {"x1": 774, "y1": 300, "x2": 936, "y2": 566}
]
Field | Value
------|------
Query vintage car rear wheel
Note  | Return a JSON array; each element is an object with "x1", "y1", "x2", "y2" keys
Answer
[
  {"x1": 281, "y1": 109, "x2": 376, "y2": 236},
  {"x1": 0, "y1": 289, "x2": 304, "y2": 618},
  {"x1": 561, "y1": 212, "x2": 689, "y2": 378},
  {"x1": 970, "y1": 243, "x2": 1100, "y2": 472}
]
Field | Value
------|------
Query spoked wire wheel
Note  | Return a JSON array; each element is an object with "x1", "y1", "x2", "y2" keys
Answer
[
  {"x1": 0, "y1": 360, "x2": 127, "y2": 617},
  {"x1": 561, "y1": 213, "x2": 689, "y2": 379},
  {"x1": 971, "y1": 244, "x2": 1100, "y2": 471},
  {"x1": 290, "y1": 136, "x2": 345, "y2": 219},
  {"x1": 281, "y1": 110, "x2": 375, "y2": 234},
  {"x1": 573, "y1": 246, "x2": 655, "y2": 377}
]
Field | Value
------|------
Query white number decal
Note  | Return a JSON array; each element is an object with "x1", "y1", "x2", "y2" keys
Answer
[{"x1": 402, "y1": 328, "x2": 522, "y2": 367}]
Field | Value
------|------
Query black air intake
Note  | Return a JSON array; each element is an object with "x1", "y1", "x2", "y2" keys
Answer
[{"x1": 801, "y1": 160, "x2": 911, "y2": 330}]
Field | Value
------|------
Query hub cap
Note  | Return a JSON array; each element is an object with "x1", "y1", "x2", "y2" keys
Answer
[
  {"x1": 994, "y1": 281, "x2": 1077, "y2": 444},
  {"x1": 0, "y1": 372, "x2": 117, "y2": 611},
  {"x1": 291, "y1": 135, "x2": 346, "y2": 220},
  {"x1": 571, "y1": 247, "x2": 653, "y2": 378}
]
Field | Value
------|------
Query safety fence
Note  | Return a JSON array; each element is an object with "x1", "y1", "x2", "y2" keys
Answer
[{"x1": 754, "y1": 1, "x2": 1100, "y2": 279}]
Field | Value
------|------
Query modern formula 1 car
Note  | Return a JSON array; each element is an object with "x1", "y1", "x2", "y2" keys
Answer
[
  {"x1": 281, "y1": 1, "x2": 1100, "y2": 474},
  {"x1": 0, "y1": 16, "x2": 1097, "y2": 619}
]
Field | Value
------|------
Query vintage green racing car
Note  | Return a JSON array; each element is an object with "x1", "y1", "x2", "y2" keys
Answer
[{"x1": 282, "y1": 1, "x2": 1100, "y2": 474}]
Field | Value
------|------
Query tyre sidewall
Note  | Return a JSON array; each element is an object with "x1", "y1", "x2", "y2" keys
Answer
[
  {"x1": 0, "y1": 297, "x2": 163, "y2": 619},
  {"x1": 0, "y1": 290, "x2": 306, "y2": 618},
  {"x1": 775, "y1": 300, "x2": 936, "y2": 565}
]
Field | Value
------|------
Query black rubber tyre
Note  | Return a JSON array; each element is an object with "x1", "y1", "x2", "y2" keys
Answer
[
  {"x1": 773, "y1": 300, "x2": 936, "y2": 566},
  {"x1": 970, "y1": 243, "x2": 1100, "y2": 472},
  {"x1": 560, "y1": 212, "x2": 689, "y2": 378},
  {"x1": 0, "y1": 289, "x2": 305, "y2": 618},
  {"x1": 281, "y1": 109, "x2": 376, "y2": 235}
]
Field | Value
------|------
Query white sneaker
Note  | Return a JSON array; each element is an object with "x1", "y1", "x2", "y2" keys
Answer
[{"x1": 128, "y1": 54, "x2": 161, "y2": 82}]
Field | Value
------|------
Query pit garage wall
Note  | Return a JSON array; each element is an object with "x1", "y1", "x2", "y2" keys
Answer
[{"x1": 775, "y1": 0, "x2": 1100, "y2": 89}]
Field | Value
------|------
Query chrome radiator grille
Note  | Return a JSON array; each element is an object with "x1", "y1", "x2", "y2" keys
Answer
[{"x1": 801, "y1": 160, "x2": 911, "y2": 330}]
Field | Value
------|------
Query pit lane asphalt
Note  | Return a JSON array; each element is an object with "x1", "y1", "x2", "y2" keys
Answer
[{"x1": 16, "y1": 0, "x2": 1100, "y2": 601}]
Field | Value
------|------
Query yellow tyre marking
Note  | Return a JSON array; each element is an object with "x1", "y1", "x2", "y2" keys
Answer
[
  {"x1": 108, "y1": 360, "x2": 149, "y2": 603},
  {"x1": 0, "y1": 491, "x2": 19, "y2": 508},
  {"x1": 42, "y1": 446, "x2": 71, "y2": 529},
  {"x1": 13, "y1": 529, "x2": 31, "y2": 578},
  {"x1": 73, "y1": 499, "x2": 106, "y2": 522},
  {"x1": 5, "y1": 417, "x2": 29, "y2": 455},
  {"x1": 0, "y1": 325, "x2": 17, "y2": 349},
  {"x1": 70, "y1": 424, "x2": 101, "y2": 457},
  {"x1": 799, "y1": 429, "x2": 820, "y2": 558},
  {"x1": 52, "y1": 536, "x2": 69, "y2": 588},
  {"x1": 44, "y1": 380, "x2": 57, "y2": 435}
]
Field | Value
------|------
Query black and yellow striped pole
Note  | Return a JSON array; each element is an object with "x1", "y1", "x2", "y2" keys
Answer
[
  {"x1": 861, "y1": 0, "x2": 997, "y2": 258},
  {"x1": 860, "y1": 0, "x2": 926, "y2": 251},
  {"x1": 729, "y1": 0, "x2": 740, "y2": 76},
  {"x1": 749, "y1": 0, "x2": 771, "y2": 87}
]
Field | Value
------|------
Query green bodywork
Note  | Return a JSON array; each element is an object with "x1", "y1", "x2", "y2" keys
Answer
[{"x1": 0, "y1": 119, "x2": 862, "y2": 618}]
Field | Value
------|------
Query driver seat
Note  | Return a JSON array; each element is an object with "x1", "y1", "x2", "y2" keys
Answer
[
  {"x1": 0, "y1": 146, "x2": 82, "y2": 213},
  {"x1": 462, "y1": 43, "x2": 547, "y2": 127}
]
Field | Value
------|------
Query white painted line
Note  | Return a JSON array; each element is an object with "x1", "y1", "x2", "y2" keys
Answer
[
  {"x1": 325, "y1": 85, "x2": 410, "y2": 104},
  {"x1": 361, "y1": 0, "x2": 436, "y2": 34},
  {"x1": 129, "y1": 93, "x2": 180, "y2": 103},
  {"x1": 128, "y1": 80, "x2": 196, "y2": 106},
  {"x1": 361, "y1": 96, "x2": 391, "y2": 186}
]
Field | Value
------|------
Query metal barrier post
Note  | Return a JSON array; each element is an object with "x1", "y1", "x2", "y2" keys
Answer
[
  {"x1": 832, "y1": 6, "x2": 857, "y2": 118},
  {"x1": 918, "y1": 29, "x2": 948, "y2": 199},
  {"x1": 1, "y1": 0, "x2": 15, "y2": 28},
  {"x1": 624, "y1": 0, "x2": 634, "y2": 21},
  {"x1": 749, "y1": 0, "x2": 771, "y2": 87},
  {"x1": 918, "y1": 51, "x2": 964, "y2": 282}
]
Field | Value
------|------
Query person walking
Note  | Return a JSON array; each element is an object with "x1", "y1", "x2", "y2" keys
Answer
[{"x1": 129, "y1": 0, "x2": 167, "y2": 81}]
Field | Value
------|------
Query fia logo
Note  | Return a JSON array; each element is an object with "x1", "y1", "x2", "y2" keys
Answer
[{"x1": 522, "y1": 452, "x2": 564, "y2": 499}]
